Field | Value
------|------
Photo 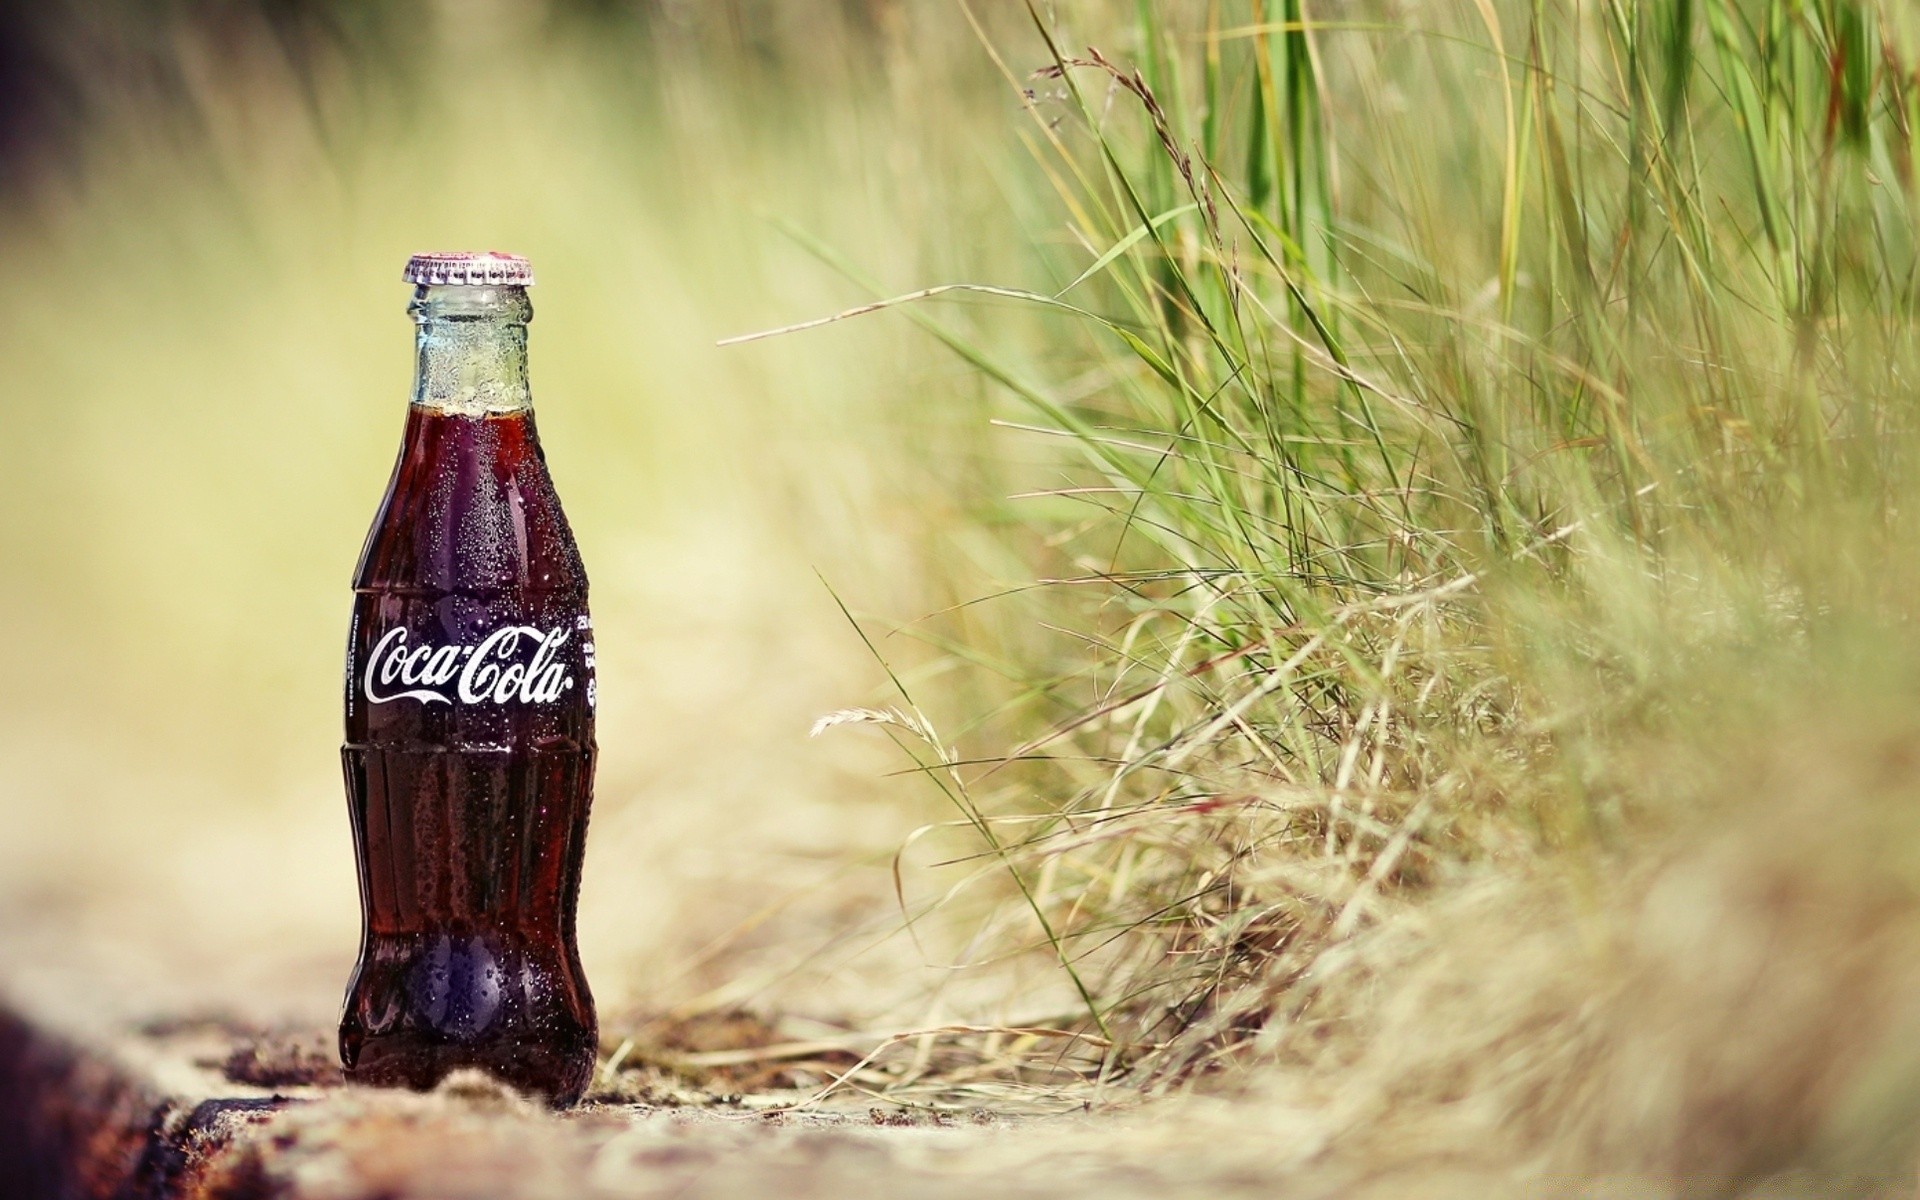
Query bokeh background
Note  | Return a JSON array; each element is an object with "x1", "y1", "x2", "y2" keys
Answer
[
  {"x1": 19, "y1": 4, "x2": 1920, "y2": 1188},
  {"x1": 0, "y1": 0, "x2": 1080, "y2": 1034}
]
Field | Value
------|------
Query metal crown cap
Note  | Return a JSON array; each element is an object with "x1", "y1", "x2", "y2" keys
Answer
[{"x1": 403, "y1": 252, "x2": 534, "y2": 287}]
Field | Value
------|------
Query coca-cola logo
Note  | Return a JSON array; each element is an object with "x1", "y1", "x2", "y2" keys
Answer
[{"x1": 363, "y1": 624, "x2": 576, "y2": 706}]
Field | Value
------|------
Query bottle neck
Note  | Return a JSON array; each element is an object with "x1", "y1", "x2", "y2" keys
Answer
[{"x1": 409, "y1": 284, "x2": 534, "y2": 415}]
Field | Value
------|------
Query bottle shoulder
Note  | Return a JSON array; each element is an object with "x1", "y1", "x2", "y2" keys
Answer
[{"x1": 352, "y1": 407, "x2": 587, "y2": 595}]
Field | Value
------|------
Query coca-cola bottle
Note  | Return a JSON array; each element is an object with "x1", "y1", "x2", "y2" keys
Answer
[{"x1": 339, "y1": 252, "x2": 598, "y2": 1105}]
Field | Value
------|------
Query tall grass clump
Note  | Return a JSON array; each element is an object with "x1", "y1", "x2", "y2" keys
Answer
[{"x1": 782, "y1": 0, "x2": 1920, "y2": 1133}]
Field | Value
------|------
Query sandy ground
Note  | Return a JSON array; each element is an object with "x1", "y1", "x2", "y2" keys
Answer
[{"x1": 0, "y1": 929, "x2": 1244, "y2": 1200}]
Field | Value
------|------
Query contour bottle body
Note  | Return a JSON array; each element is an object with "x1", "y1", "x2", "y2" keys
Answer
[{"x1": 340, "y1": 252, "x2": 598, "y2": 1105}]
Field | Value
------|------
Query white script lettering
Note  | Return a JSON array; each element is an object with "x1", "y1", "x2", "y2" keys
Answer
[{"x1": 363, "y1": 625, "x2": 578, "y2": 706}]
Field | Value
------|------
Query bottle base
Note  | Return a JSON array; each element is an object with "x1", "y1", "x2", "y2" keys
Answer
[
  {"x1": 341, "y1": 1029, "x2": 597, "y2": 1108},
  {"x1": 339, "y1": 931, "x2": 597, "y2": 1107}
]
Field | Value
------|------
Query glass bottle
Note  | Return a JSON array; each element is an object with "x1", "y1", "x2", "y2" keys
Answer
[{"x1": 339, "y1": 252, "x2": 598, "y2": 1106}]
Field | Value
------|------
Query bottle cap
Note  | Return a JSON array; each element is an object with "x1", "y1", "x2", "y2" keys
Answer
[{"x1": 403, "y1": 252, "x2": 534, "y2": 287}]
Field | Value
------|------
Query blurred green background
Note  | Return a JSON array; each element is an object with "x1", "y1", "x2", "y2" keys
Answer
[{"x1": 0, "y1": 0, "x2": 1082, "y2": 1029}]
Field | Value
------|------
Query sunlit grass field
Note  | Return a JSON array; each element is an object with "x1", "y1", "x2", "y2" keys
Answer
[{"x1": 11, "y1": 0, "x2": 1920, "y2": 1191}]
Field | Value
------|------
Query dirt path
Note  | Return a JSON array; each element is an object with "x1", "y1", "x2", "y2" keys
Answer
[{"x1": 0, "y1": 950, "x2": 1226, "y2": 1200}]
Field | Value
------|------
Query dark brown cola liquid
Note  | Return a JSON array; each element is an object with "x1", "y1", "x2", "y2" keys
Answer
[{"x1": 341, "y1": 405, "x2": 597, "y2": 1105}]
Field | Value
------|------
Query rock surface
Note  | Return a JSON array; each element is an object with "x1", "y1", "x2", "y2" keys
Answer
[{"x1": 0, "y1": 983, "x2": 1203, "y2": 1200}]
